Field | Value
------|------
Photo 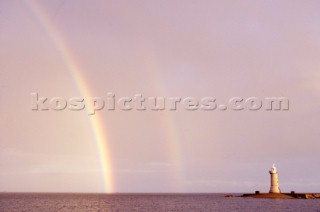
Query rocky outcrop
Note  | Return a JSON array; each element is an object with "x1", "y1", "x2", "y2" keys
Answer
[{"x1": 239, "y1": 193, "x2": 320, "y2": 199}]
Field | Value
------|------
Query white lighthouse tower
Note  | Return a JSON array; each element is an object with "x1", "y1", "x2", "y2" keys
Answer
[{"x1": 269, "y1": 164, "x2": 281, "y2": 193}]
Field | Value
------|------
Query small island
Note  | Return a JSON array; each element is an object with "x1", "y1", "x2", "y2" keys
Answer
[{"x1": 241, "y1": 192, "x2": 320, "y2": 199}]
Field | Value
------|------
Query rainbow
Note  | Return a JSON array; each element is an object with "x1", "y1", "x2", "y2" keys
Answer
[
  {"x1": 139, "y1": 50, "x2": 185, "y2": 191},
  {"x1": 25, "y1": 0, "x2": 114, "y2": 193}
]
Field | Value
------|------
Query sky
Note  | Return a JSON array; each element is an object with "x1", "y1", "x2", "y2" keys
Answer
[{"x1": 1, "y1": 0, "x2": 320, "y2": 193}]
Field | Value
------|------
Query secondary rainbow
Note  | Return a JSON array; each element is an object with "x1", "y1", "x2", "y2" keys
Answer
[
  {"x1": 138, "y1": 49, "x2": 186, "y2": 191},
  {"x1": 25, "y1": 0, "x2": 114, "y2": 193}
]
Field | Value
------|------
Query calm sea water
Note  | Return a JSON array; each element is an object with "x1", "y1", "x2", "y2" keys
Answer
[{"x1": 1, "y1": 193, "x2": 320, "y2": 212}]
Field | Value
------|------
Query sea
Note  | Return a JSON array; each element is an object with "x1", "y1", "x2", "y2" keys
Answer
[{"x1": 1, "y1": 193, "x2": 320, "y2": 212}]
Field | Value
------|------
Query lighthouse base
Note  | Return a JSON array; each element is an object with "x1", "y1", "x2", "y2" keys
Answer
[{"x1": 269, "y1": 186, "x2": 281, "y2": 193}]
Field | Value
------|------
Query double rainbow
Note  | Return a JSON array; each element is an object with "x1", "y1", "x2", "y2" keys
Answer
[{"x1": 26, "y1": 0, "x2": 187, "y2": 193}]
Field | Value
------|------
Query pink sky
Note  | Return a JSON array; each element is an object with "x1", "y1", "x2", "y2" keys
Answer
[{"x1": 0, "y1": 0, "x2": 320, "y2": 193}]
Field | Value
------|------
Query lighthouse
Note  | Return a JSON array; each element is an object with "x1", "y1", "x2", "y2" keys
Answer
[{"x1": 269, "y1": 164, "x2": 281, "y2": 193}]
